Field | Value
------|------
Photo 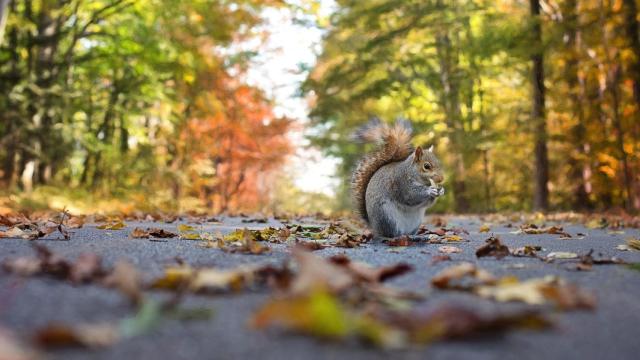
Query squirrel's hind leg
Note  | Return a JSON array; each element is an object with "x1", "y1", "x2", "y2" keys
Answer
[{"x1": 367, "y1": 206, "x2": 400, "y2": 238}]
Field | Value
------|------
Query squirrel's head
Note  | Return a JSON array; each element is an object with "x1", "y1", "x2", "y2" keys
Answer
[{"x1": 411, "y1": 145, "x2": 444, "y2": 185}]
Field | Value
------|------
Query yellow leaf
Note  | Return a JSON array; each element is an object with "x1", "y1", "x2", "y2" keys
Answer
[
  {"x1": 443, "y1": 235, "x2": 463, "y2": 242},
  {"x1": 178, "y1": 224, "x2": 196, "y2": 232},
  {"x1": 626, "y1": 238, "x2": 640, "y2": 251},
  {"x1": 180, "y1": 232, "x2": 201, "y2": 240},
  {"x1": 96, "y1": 221, "x2": 126, "y2": 230}
]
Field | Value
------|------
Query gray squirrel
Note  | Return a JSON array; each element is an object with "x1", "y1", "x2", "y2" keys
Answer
[{"x1": 351, "y1": 119, "x2": 445, "y2": 238}]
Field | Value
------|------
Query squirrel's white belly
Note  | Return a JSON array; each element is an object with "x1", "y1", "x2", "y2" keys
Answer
[{"x1": 384, "y1": 202, "x2": 425, "y2": 234}]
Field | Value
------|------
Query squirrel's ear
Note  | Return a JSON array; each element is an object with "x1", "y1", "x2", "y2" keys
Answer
[
  {"x1": 427, "y1": 145, "x2": 434, "y2": 153},
  {"x1": 413, "y1": 146, "x2": 423, "y2": 162}
]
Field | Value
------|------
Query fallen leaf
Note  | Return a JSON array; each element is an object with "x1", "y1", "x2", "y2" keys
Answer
[
  {"x1": 130, "y1": 227, "x2": 177, "y2": 239},
  {"x1": 570, "y1": 249, "x2": 625, "y2": 271},
  {"x1": 65, "y1": 216, "x2": 85, "y2": 229},
  {"x1": 511, "y1": 245, "x2": 542, "y2": 258},
  {"x1": 252, "y1": 290, "x2": 550, "y2": 348},
  {"x1": 329, "y1": 254, "x2": 412, "y2": 283},
  {"x1": 443, "y1": 235, "x2": 464, "y2": 242},
  {"x1": 3, "y1": 246, "x2": 143, "y2": 302},
  {"x1": 34, "y1": 323, "x2": 119, "y2": 348},
  {"x1": 546, "y1": 252, "x2": 578, "y2": 260},
  {"x1": 438, "y1": 246, "x2": 461, "y2": 254},
  {"x1": 431, "y1": 262, "x2": 496, "y2": 290},
  {"x1": 288, "y1": 250, "x2": 355, "y2": 295},
  {"x1": 0, "y1": 327, "x2": 41, "y2": 360},
  {"x1": 2, "y1": 256, "x2": 42, "y2": 276},
  {"x1": 475, "y1": 236, "x2": 510, "y2": 259},
  {"x1": 0, "y1": 227, "x2": 27, "y2": 238},
  {"x1": 479, "y1": 225, "x2": 491, "y2": 233},
  {"x1": 294, "y1": 240, "x2": 327, "y2": 251},
  {"x1": 103, "y1": 260, "x2": 143, "y2": 306},
  {"x1": 625, "y1": 238, "x2": 640, "y2": 251},
  {"x1": 69, "y1": 253, "x2": 105, "y2": 284},
  {"x1": 518, "y1": 225, "x2": 572, "y2": 238},
  {"x1": 387, "y1": 235, "x2": 411, "y2": 246},
  {"x1": 617, "y1": 244, "x2": 633, "y2": 251},
  {"x1": 118, "y1": 300, "x2": 164, "y2": 338},
  {"x1": 476, "y1": 276, "x2": 596, "y2": 310},
  {"x1": 586, "y1": 218, "x2": 607, "y2": 229},
  {"x1": 151, "y1": 264, "x2": 266, "y2": 293},
  {"x1": 177, "y1": 224, "x2": 196, "y2": 232},
  {"x1": 96, "y1": 221, "x2": 126, "y2": 230}
]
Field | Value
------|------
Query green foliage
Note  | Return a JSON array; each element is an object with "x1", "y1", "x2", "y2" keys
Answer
[
  {"x1": 304, "y1": 0, "x2": 640, "y2": 213},
  {"x1": 0, "y1": 0, "x2": 294, "y2": 214}
]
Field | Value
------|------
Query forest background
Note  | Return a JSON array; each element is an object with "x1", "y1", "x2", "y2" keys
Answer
[{"x1": 1, "y1": 0, "x2": 639, "y2": 216}]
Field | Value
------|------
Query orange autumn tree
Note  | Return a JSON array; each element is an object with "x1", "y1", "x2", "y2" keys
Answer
[
  {"x1": 149, "y1": 0, "x2": 293, "y2": 214},
  {"x1": 179, "y1": 65, "x2": 292, "y2": 213}
]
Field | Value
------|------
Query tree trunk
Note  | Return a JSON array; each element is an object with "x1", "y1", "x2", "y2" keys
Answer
[
  {"x1": 621, "y1": 0, "x2": 640, "y2": 209},
  {"x1": 623, "y1": 0, "x2": 640, "y2": 111},
  {"x1": 436, "y1": 30, "x2": 469, "y2": 213},
  {"x1": 610, "y1": 64, "x2": 633, "y2": 211},
  {"x1": 562, "y1": 0, "x2": 591, "y2": 209},
  {"x1": 530, "y1": 0, "x2": 549, "y2": 211}
]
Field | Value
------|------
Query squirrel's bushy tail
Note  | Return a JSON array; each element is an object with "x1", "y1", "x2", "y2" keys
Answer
[{"x1": 351, "y1": 118, "x2": 413, "y2": 221}]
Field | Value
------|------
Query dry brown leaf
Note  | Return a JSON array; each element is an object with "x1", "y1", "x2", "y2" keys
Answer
[
  {"x1": 252, "y1": 291, "x2": 550, "y2": 348},
  {"x1": 294, "y1": 240, "x2": 327, "y2": 251},
  {"x1": 151, "y1": 264, "x2": 262, "y2": 293},
  {"x1": 328, "y1": 254, "x2": 412, "y2": 283},
  {"x1": 2, "y1": 257, "x2": 42, "y2": 276},
  {"x1": 96, "y1": 221, "x2": 126, "y2": 230},
  {"x1": 69, "y1": 253, "x2": 104, "y2": 284},
  {"x1": 475, "y1": 236, "x2": 510, "y2": 259},
  {"x1": 0, "y1": 227, "x2": 28, "y2": 239},
  {"x1": 626, "y1": 238, "x2": 640, "y2": 251},
  {"x1": 65, "y1": 216, "x2": 85, "y2": 229},
  {"x1": 130, "y1": 227, "x2": 177, "y2": 239},
  {"x1": 476, "y1": 276, "x2": 596, "y2": 310},
  {"x1": 386, "y1": 235, "x2": 411, "y2": 246},
  {"x1": 3, "y1": 245, "x2": 110, "y2": 285},
  {"x1": 103, "y1": 260, "x2": 143, "y2": 305},
  {"x1": 511, "y1": 245, "x2": 542, "y2": 257},
  {"x1": 0, "y1": 327, "x2": 41, "y2": 360},
  {"x1": 289, "y1": 249, "x2": 354, "y2": 295},
  {"x1": 34, "y1": 323, "x2": 119, "y2": 348},
  {"x1": 431, "y1": 262, "x2": 496, "y2": 290},
  {"x1": 518, "y1": 224, "x2": 572, "y2": 238}
]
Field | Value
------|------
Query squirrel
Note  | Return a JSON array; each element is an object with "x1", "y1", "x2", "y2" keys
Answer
[{"x1": 351, "y1": 119, "x2": 445, "y2": 238}]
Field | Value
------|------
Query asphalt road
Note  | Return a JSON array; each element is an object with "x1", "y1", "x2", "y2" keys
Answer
[{"x1": 1, "y1": 216, "x2": 640, "y2": 360}]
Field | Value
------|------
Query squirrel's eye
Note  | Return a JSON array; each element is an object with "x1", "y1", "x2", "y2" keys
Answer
[{"x1": 423, "y1": 163, "x2": 432, "y2": 171}]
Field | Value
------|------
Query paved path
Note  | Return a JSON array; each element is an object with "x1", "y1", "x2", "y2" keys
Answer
[{"x1": 1, "y1": 216, "x2": 640, "y2": 360}]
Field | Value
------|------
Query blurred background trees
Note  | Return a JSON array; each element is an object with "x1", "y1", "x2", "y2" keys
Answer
[
  {"x1": 0, "y1": 0, "x2": 292, "y2": 213},
  {"x1": 305, "y1": 0, "x2": 640, "y2": 213},
  {"x1": 1, "y1": 0, "x2": 639, "y2": 214}
]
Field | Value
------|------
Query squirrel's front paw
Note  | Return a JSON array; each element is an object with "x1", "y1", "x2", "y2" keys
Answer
[
  {"x1": 428, "y1": 186, "x2": 445, "y2": 197},
  {"x1": 427, "y1": 187, "x2": 440, "y2": 197}
]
